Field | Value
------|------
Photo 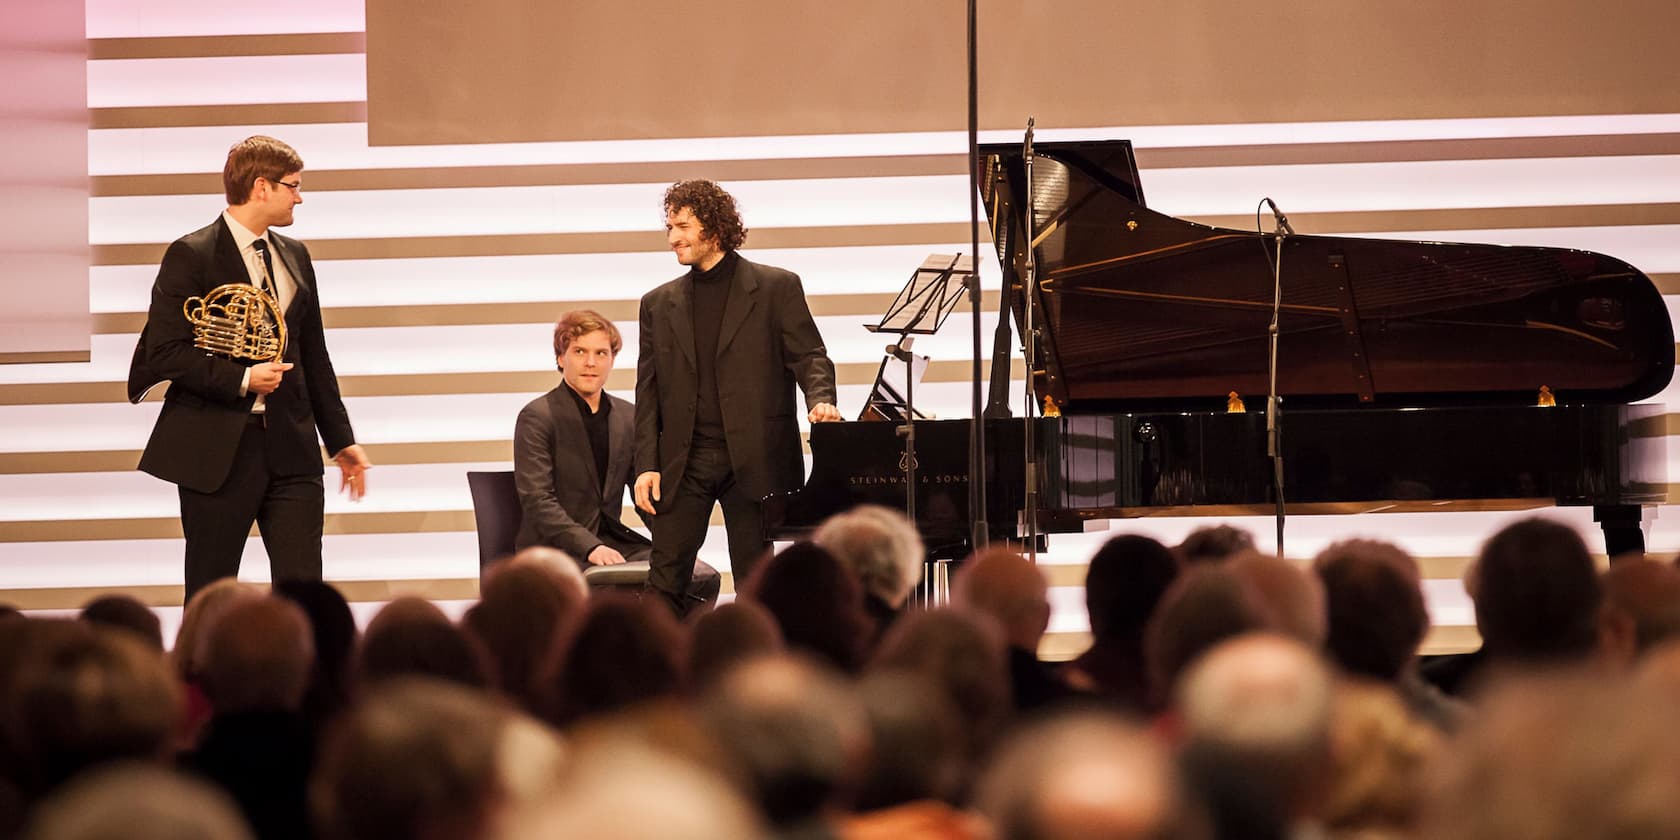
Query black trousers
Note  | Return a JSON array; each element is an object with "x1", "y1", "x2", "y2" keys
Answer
[
  {"x1": 179, "y1": 415, "x2": 324, "y2": 603},
  {"x1": 646, "y1": 444, "x2": 768, "y2": 614}
]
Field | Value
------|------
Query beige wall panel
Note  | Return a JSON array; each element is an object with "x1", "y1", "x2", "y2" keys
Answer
[{"x1": 367, "y1": 0, "x2": 1680, "y2": 145}]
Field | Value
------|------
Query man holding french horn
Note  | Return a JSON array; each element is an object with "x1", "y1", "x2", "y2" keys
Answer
[{"x1": 128, "y1": 136, "x2": 370, "y2": 602}]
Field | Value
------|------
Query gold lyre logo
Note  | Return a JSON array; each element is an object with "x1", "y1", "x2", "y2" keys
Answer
[
  {"x1": 183, "y1": 283, "x2": 287, "y2": 362},
  {"x1": 897, "y1": 451, "x2": 919, "y2": 472}
]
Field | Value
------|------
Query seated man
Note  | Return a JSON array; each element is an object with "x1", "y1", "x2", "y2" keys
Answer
[{"x1": 514, "y1": 309, "x2": 719, "y2": 608}]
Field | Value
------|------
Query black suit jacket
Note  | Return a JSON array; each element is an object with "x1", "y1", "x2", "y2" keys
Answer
[
  {"x1": 634, "y1": 255, "x2": 837, "y2": 505},
  {"x1": 128, "y1": 216, "x2": 355, "y2": 493},
  {"x1": 513, "y1": 385, "x2": 648, "y2": 559}
]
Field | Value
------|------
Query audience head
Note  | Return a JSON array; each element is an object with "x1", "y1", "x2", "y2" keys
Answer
[
  {"x1": 976, "y1": 711, "x2": 1204, "y2": 840},
  {"x1": 688, "y1": 600, "x2": 783, "y2": 690},
  {"x1": 1177, "y1": 524, "x2": 1256, "y2": 564},
  {"x1": 1321, "y1": 679, "x2": 1442, "y2": 837},
  {"x1": 1597, "y1": 557, "x2": 1680, "y2": 666},
  {"x1": 545, "y1": 593, "x2": 683, "y2": 726},
  {"x1": 25, "y1": 763, "x2": 252, "y2": 840},
  {"x1": 1417, "y1": 668, "x2": 1680, "y2": 840},
  {"x1": 78, "y1": 595, "x2": 163, "y2": 651},
  {"x1": 200, "y1": 596, "x2": 315, "y2": 714},
  {"x1": 1085, "y1": 534, "x2": 1180, "y2": 640},
  {"x1": 1174, "y1": 633, "x2": 1335, "y2": 828},
  {"x1": 851, "y1": 671, "x2": 965, "y2": 810},
  {"x1": 1471, "y1": 517, "x2": 1601, "y2": 664},
  {"x1": 814, "y1": 505, "x2": 925, "y2": 610},
  {"x1": 871, "y1": 607, "x2": 1010, "y2": 769},
  {"x1": 1226, "y1": 553, "x2": 1327, "y2": 647},
  {"x1": 506, "y1": 737, "x2": 763, "y2": 840},
  {"x1": 464, "y1": 551, "x2": 588, "y2": 712},
  {"x1": 742, "y1": 542, "x2": 871, "y2": 673},
  {"x1": 171, "y1": 578, "x2": 261, "y2": 682},
  {"x1": 954, "y1": 548, "x2": 1051, "y2": 652},
  {"x1": 1145, "y1": 564, "x2": 1271, "y2": 708},
  {"x1": 1312, "y1": 539, "x2": 1429, "y2": 681},
  {"x1": 312, "y1": 678, "x2": 564, "y2": 840},
  {"x1": 697, "y1": 654, "x2": 867, "y2": 829},
  {"x1": 357, "y1": 597, "x2": 489, "y2": 690},
  {"x1": 2, "y1": 621, "x2": 180, "y2": 800},
  {"x1": 272, "y1": 579, "x2": 359, "y2": 720}
]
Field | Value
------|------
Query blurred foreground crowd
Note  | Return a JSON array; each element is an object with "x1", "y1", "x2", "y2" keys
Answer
[{"x1": 4, "y1": 509, "x2": 1680, "y2": 840}]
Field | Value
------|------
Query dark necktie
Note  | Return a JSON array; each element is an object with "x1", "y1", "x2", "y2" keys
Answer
[{"x1": 251, "y1": 238, "x2": 278, "y2": 299}]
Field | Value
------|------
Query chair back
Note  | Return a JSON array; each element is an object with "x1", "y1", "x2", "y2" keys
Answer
[{"x1": 466, "y1": 470, "x2": 521, "y2": 570}]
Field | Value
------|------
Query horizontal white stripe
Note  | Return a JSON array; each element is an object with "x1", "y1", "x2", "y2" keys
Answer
[
  {"x1": 88, "y1": 158, "x2": 1680, "y2": 245},
  {"x1": 91, "y1": 243, "x2": 992, "y2": 310},
  {"x1": 87, "y1": 54, "x2": 366, "y2": 108},
  {"x1": 87, "y1": 0, "x2": 365, "y2": 38},
  {"x1": 88, "y1": 115, "x2": 1680, "y2": 176}
]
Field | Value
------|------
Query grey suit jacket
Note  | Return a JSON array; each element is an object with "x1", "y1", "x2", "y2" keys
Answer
[
  {"x1": 633, "y1": 255, "x2": 837, "y2": 506},
  {"x1": 127, "y1": 216, "x2": 354, "y2": 493},
  {"x1": 512, "y1": 385, "x2": 648, "y2": 560}
]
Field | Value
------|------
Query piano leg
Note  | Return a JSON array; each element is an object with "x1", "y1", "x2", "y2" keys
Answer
[{"x1": 1594, "y1": 504, "x2": 1648, "y2": 560}]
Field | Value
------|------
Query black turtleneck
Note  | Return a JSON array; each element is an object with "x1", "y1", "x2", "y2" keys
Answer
[{"x1": 689, "y1": 251, "x2": 737, "y2": 447}]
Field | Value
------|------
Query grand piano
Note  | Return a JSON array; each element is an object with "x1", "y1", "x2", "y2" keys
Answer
[{"x1": 764, "y1": 139, "x2": 1674, "y2": 558}]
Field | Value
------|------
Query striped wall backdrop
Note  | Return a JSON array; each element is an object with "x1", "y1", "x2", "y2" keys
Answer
[{"x1": 4, "y1": 0, "x2": 1680, "y2": 655}]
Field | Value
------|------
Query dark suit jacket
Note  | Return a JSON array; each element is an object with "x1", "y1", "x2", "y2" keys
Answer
[
  {"x1": 128, "y1": 216, "x2": 355, "y2": 493},
  {"x1": 513, "y1": 385, "x2": 649, "y2": 560},
  {"x1": 634, "y1": 256, "x2": 837, "y2": 505}
]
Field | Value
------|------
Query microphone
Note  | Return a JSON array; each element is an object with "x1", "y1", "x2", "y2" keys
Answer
[
  {"x1": 1024, "y1": 116, "x2": 1035, "y2": 158},
  {"x1": 1263, "y1": 197, "x2": 1296, "y2": 235}
]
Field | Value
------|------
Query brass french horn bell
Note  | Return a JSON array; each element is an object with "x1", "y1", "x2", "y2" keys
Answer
[{"x1": 183, "y1": 284, "x2": 287, "y2": 362}]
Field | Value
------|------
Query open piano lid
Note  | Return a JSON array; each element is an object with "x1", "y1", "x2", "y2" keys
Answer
[{"x1": 979, "y1": 139, "x2": 1675, "y2": 412}]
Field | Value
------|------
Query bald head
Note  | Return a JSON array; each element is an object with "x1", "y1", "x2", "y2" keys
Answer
[
  {"x1": 955, "y1": 549, "x2": 1050, "y2": 650},
  {"x1": 977, "y1": 712, "x2": 1197, "y2": 840},
  {"x1": 1599, "y1": 558, "x2": 1680, "y2": 663}
]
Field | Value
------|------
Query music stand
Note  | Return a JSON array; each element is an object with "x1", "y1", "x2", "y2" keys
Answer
[{"x1": 863, "y1": 254, "x2": 973, "y2": 528}]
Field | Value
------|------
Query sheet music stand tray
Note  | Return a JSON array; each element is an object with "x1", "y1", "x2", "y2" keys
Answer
[{"x1": 860, "y1": 254, "x2": 974, "y2": 531}]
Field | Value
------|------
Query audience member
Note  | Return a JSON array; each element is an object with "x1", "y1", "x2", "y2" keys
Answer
[
  {"x1": 1227, "y1": 552, "x2": 1327, "y2": 647},
  {"x1": 1320, "y1": 679, "x2": 1442, "y2": 839},
  {"x1": 170, "y1": 578, "x2": 261, "y2": 746},
  {"x1": 688, "y1": 600, "x2": 784, "y2": 690},
  {"x1": 356, "y1": 596, "x2": 490, "y2": 690},
  {"x1": 1, "y1": 621, "x2": 180, "y2": 810},
  {"x1": 462, "y1": 550, "x2": 588, "y2": 713},
  {"x1": 183, "y1": 597, "x2": 317, "y2": 840},
  {"x1": 871, "y1": 608, "x2": 1010, "y2": 783},
  {"x1": 741, "y1": 542, "x2": 872, "y2": 673},
  {"x1": 1174, "y1": 633, "x2": 1336, "y2": 840},
  {"x1": 78, "y1": 594, "x2": 163, "y2": 651},
  {"x1": 272, "y1": 580, "x2": 358, "y2": 734},
  {"x1": 544, "y1": 593, "x2": 683, "y2": 726},
  {"x1": 813, "y1": 505, "x2": 925, "y2": 638},
  {"x1": 505, "y1": 737, "x2": 764, "y2": 840},
  {"x1": 1597, "y1": 556, "x2": 1680, "y2": 667},
  {"x1": 1066, "y1": 534, "x2": 1180, "y2": 712},
  {"x1": 1144, "y1": 564, "x2": 1271, "y2": 710},
  {"x1": 312, "y1": 678, "x2": 564, "y2": 840},
  {"x1": 24, "y1": 763, "x2": 253, "y2": 840},
  {"x1": 954, "y1": 548, "x2": 1078, "y2": 714},
  {"x1": 698, "y1": 654, "x2": 869, "y2": 836},
  {"x1": 975, "y1": 710, "x2": 1208, "y2": 840},
  {"x1": 1416, "y1": 668, "x2": 1680, "y2": 840},
  {"x1": 1313, "y1": 538, "x2": 1465, "y2": 730},
  {"x1": 1177, "y1": 524, "x2": 1256, "y2": 564},
  {"x1": 1425, "y1": 517, "x2": 1601, "y2": 697},
  {"x1": 851, "y1": 671, "x2": 965, "y2": 811}
]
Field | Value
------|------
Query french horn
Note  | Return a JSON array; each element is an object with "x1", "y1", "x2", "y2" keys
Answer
[{"x1": 183, "y1": 283, "x2": 287, "y2": 362}]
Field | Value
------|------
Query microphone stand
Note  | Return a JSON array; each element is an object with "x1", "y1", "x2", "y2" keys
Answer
[
  {"x1": 965, "y1": 0, "x2": 988, "y2": 552},
  {"x1": 1262, "y1": 198, "x2": 1292, "y2": 560},
  {"x1": 1020, "y1": 118, "x2": 1040, "y2": 562}
]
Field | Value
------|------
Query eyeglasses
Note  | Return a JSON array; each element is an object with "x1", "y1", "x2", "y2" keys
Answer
[{"x1": 270, "y1": 178, "x2": 302, "y2": 193}]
